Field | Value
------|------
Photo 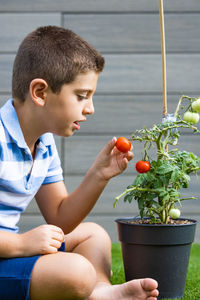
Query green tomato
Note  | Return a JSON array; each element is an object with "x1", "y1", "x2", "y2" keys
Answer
[
  {"x1": 169, "y1": 208, "x2": 181, "y2": 219},
  {"x1": 183, "y1": 111, "x2": 199, "y2": 124},
  {"x1": 192, "y1": 99, "x2": 200, "y2": 113}
]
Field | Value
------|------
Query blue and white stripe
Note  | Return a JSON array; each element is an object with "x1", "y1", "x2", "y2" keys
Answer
[{"x1": 0, "y1": 99, "x2": 63, "y2": 232}]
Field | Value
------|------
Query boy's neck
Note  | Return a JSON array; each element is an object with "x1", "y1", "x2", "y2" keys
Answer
[{"x1": 13, "y1": 98, "x2": 44, "y2": 157}]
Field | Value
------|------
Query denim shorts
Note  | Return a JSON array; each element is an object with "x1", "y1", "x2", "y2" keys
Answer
[{"x1": 0, "y1": 242, "x2": 66, "y2": 300}]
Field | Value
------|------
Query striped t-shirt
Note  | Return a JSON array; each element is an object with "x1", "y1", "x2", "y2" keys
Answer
[{"x1": 0, "y1": 99, "x2": 63, "y2": 232}]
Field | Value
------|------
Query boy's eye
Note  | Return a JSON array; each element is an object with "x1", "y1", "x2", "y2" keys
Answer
[{"x1": 77, "y1": 95, "x2": 87, "y2": 100}]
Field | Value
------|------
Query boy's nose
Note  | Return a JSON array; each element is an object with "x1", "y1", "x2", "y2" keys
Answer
[{"x1": 84, "y1": 99, "x2": 94, "y2": 115}]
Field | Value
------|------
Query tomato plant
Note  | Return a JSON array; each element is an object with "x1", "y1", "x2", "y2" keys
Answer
[
  {"x1": 136, "y1": 161, "x2": 150, "y2": 173},
  {"x1": 114, "y1": 95, "x2": 200, "y2": 224},
  {"x1": 116, "y1": 137, "x2": 131, "y2": 153}
]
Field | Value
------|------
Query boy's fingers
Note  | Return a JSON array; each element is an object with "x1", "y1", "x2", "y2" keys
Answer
[
  {"x1": 48, "y1": 225, "x2": 65, "y2": 241},
  {"x1": 126, "y1": 150, "x2": 134, "y2": 161},
  {"x1": 45, "y1": 246, "x2": 59, "y2": 254},
  {"x1": 104, "y1": 137, "x2": 117, "y2": 155},
  {"x1": 52, "y1": 231, "x2": 65, "y2": 242},
  {"x1": 122, "y1": 157, "x2": 129, "y2": 169},
  {"x1": 50, "y1": 239, "x2": 62, "y2": 249},
  {"x1": 49, "y1": 225, "x2": 64, "y2": 235}
]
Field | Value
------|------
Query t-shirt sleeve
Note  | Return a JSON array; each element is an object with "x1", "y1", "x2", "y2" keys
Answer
[{"x1": 42, "y1": 138, "x2": 63, "y2": 185}]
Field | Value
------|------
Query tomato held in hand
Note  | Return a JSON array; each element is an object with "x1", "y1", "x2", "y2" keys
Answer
[
  {"x1": 183, "y1": 111, "x2": 199, "y2": 124},
  {"x1": 136, "y1": 161, "x2": 151, "y2": 173},
  {"x1": 116, "y1": 137, "x2": 131, "y2": 153}
]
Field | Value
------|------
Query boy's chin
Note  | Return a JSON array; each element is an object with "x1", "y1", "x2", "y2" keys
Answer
[
  {"x1": 55, "y1": 130, "x2": 73, "y2": 138},
  {"x1": 63, "y1": 129, "x2": 76, "y2": 137}
]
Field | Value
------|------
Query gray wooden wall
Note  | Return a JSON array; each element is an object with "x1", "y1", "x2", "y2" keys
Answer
[{"x1": 0, "y1": 0, "x2": 200, "y2": 241}]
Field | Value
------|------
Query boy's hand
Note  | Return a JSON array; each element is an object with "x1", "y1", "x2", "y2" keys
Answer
[
  {"x1": 19, "y1": 224, "x2": 65, "y2": 256},
  {"x1": 93, "y1": 137, "x2": 133, "y2": 181}
]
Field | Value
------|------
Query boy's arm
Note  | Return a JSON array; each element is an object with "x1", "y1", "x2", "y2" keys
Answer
[
  {"x1": 0, "y1": 224, "x2": 65, "y2": 258},
  {"x1": 35, "y1": 138, "x2": 133, "y2": 234},
  {"x1": 0, "y1": 230, "x2": 23, "y2": 257}
]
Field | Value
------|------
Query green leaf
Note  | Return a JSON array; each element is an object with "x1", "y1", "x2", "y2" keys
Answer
[
  {"x1": 156, "y1": 187, "x2": 166, "y2": 193},
  {"x1": 124, "y1": 194, "x2": 133, "y2": 203},
  {"x1": 134, "y1": 174, "x2": 144, "y2": 185},
  {"x1": 162, "y1": 194, "x2": 170, "y2": 202},
  {"x1": 171, "y1": 169, "x2": 180, "y2": 182},
  {"x1": 145, "y1": 172, "x2": 155, "y2": 182},
  {"x1": 160, "y1": 174, "x2": 170, "y2": 186},
  {"x1": 156, "y1": 163, "x2": 174, "y2": 175}
]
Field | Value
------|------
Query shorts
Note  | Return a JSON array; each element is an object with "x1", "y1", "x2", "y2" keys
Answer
[{"x1": 0, "y1": 242, "x2": 66, "y2": 300}]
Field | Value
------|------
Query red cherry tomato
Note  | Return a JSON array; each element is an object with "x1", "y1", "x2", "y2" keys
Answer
[
  {"x1": 116, "y1": 137, "x2": 131, "y2": 153},
  {"x1": 136, "y1": 161, "x2": 151, "y2": 173}
]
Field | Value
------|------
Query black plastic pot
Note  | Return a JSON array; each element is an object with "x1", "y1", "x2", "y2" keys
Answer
[{"x1": 116, "y1": 217, "x2": 197, "y2": 299}]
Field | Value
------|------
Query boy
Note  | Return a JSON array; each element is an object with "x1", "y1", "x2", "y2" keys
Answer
[{"x1": 0, "y1": 26, "x2": 159, "y2": 299}]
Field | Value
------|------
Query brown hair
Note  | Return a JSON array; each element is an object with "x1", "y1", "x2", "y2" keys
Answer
[{"x1": 12, "y1": 26, "x2": 105, "y2": 101}]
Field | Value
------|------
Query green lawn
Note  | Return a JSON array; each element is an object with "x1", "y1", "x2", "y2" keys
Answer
[{"x1": 111, "y1": 243, "x2": 200, "y2": 300}]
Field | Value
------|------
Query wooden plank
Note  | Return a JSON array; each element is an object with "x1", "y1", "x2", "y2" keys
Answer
[
  {"x1": 97, "y1": 54, "x2": 200, "y2": 94},
  {"x1": 1, "y1": 54, "x2": 200, "y2": 94},
  {"x1": 63, "y1": 135, "x2": 200, "y2": 175},
  {"x1": 0, "y1": 55, "x2": 14, "y2": 93},
  {"x1": 78, "y1": 94, "x2": 200, "y2": 134},
  {"x1": 54, "y1": 135, "x2": 62, "y2": 159},
  {"x1": 1, "y1": 0, "x2": 200, "y2": 12},
  {"x1": 0, "y1": 94, "x2": 11, "y2": 107},
  {"x1": 0, "y1": 14, "x2": 61, "y2": 52},
  {"x1": 64, "y1": 13, "x2": 200, "y2": 53},
  {"x1": 0, "y1": 13, "x2": 198, "y2": 53},
  {"x1": 23, "y1": 199, "x2": 41, "y2": 214}
]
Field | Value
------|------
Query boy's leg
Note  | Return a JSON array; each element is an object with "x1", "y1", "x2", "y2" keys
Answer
[
  {"x1": 29, "y1": 222, "x2": 108, "y2": 300},
  {"x1": 29, "y1": 251, "x2": 96, "y2": 300},
  {"x1": 30, "y1": 222, "x2": 158, "y2": 300},
  {"x1": 65, "y1": 222, "x2": 112, "y2": 284},
  {"x1": 65, "y1": 222, "x2": 159, "y2": 300}
]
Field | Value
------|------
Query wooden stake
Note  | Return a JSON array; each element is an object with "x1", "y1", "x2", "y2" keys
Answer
[{"x1": 159, "y1": 0, "x2": 167, "y2": 116}]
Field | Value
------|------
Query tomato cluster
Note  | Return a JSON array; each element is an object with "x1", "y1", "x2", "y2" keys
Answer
[
  {"x1": 183, "y1": 111, "x2": 199, "y2": 124},
  {"x1": 183, "y1": 98, "x2": 200, "y2": 124}
]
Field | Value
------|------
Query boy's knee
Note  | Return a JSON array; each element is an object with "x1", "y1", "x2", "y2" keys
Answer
[
  {"x1": 61, "y1": 253, "x2": 97, "y2": 299},
  {"x1": 86, "y1": 222, "x2": 112, "y2": 245},
  {"x1": 31, "y1": 252, "x2": 96, "y2": 300}
]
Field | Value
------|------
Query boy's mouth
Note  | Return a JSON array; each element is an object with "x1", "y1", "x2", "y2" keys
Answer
[{"x1": 73, "y1": 121, "x2": 80, "y2": 130}]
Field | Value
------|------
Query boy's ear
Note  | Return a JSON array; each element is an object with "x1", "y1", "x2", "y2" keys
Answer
[{"x1": 29, "y1": 79, "x2": 49, "y2": 107}]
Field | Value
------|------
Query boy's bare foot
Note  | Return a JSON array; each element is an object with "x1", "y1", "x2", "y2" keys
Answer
[{"x1": 89, "y1": 278, "x2": 159, "y2": 300}]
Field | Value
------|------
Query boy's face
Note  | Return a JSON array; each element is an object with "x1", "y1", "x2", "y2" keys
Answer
[{"x1": 44, "y1": 71, "x2": 99, "y2": 137}]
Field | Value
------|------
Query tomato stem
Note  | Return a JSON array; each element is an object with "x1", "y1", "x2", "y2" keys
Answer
[{"x1": 174, "y1": 95, "x2": 193, "y2": 117}]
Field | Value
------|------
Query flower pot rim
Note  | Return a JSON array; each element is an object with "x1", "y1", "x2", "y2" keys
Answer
[{"x1": 115, "y1": 216, "x2": 198, "y2": 227}]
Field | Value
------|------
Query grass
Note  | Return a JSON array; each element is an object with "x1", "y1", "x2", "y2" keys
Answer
[{"x1": 111, "y1": 243, "x2": 200, "y2": 299}]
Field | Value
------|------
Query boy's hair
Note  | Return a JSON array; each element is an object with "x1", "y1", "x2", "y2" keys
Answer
[{"x1": 12, "y1": 26, "x2": 105, "y2": 101}]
